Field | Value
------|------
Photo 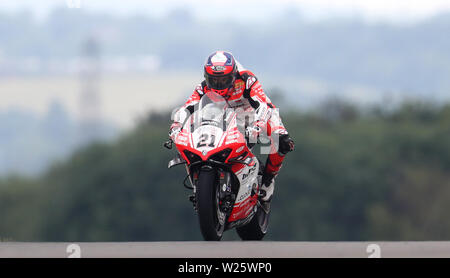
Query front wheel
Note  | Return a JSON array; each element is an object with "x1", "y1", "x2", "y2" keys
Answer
[
  {"x1": 236, "y1": 201, "x2": 270, "y2": 240},
  {"x1": 196, "y1": 168, "x2": 225, "y2": 241}
]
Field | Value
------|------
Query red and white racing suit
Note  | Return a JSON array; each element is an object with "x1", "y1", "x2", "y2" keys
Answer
[{"x1": 170, "y1": 64, "x2": 289, "y2": 178}]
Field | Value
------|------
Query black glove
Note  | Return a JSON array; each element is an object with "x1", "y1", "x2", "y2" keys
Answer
[{"x1": 279, "y1": 134, "x2": 295, "y2": 155}]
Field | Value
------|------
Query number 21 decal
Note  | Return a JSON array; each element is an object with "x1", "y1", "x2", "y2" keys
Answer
[{"x1": 197, "y1": 134, "x2": 216, "y2": 148}]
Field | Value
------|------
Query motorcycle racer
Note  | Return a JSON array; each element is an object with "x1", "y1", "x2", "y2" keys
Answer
[{"x1": 169, "y1": 51, "x2": 294, "y2": 204}]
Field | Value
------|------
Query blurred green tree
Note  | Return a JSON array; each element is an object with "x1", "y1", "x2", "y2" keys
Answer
[{"x1": 1, "y1": 100, "x2": 450, "y2": 241}]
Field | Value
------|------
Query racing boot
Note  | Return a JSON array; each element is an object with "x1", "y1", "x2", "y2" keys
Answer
[
  {"x1": 260, "y1": 171, "x2": 276, "y2": 202},
  {"x1": 259, "y1": 134, "x2": 294, "y2": 203},
  {"x1": 259, "y1": 151, "x2": 284, "y2": 202},
  {"x1": 259, "y1": 170, "x2": 277, "y2": 213}
]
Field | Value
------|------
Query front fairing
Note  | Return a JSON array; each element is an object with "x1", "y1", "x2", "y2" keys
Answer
[{"x1": 175, "y1": 93, "x2": 247, "y2": 164}]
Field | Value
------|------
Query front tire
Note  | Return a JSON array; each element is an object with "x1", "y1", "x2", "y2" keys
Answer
[{"x1": 196, "y1": 168, "x2": 225, "y2": 241}]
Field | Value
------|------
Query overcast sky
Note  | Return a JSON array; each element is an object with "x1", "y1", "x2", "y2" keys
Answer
[
  {"x1": 1, "y1": 0, "x2": 450, "y2": 24},
  {"x1": 1, "y1": 0, "x2": 449, "y2": 128}
]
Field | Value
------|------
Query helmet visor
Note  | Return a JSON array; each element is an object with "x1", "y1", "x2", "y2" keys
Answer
[{"x1": 205, "y1": 74, "x2": 235, "y2": 90}]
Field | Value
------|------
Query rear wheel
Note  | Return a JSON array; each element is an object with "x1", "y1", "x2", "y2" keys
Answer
[
  {"x1": 196, "y1": 168, "x2": 225, "y2": 241},
  {"x1": 236, "y1": 201, "x2": 270, "y2": 240}
]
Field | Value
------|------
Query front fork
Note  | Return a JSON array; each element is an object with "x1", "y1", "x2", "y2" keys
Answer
[
  {"x1": 187, "y1": 165, "x2": 198, "y2": 210},
  {"x1": 217, "y1": 169, "x2": 235, "y2": 215}
]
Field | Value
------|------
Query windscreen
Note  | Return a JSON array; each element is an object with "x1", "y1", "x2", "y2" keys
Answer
[{"x1": 185, "y1": 93, "x2": 230, "y2": 131}]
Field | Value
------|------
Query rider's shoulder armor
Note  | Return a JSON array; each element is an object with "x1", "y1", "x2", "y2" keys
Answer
[
  {"x1": 237, "y1": 70, "x2": 260, "y2": 109},
  {"x1": 197, "y1": 81, "x2": 207, "y2": 96},
  {"x1": 184, "y1": 82, "x2": 207, "y2": 114},
  {"x1": 238, "y1": 70, "x2": 258, "y2": 95}
]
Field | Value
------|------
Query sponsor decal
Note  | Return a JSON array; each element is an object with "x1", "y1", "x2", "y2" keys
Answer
[
  {"x1": 234, "y1": 80, "x2": 244, "y2": 93},
  {"x1": 225, "y1": 131, "x2": 241, "y2": 145},
  {"x1": 211, "y1": 65, "x2": 226, "y2": 71},
  {"x1": 233, "y1": 88, "x2": 243, "y2": 96},
  {"x1": 227, "y1": 133, "x2": 240, "y2": 140},
  {"x1": 231, "y1": 195, "x2": 256, "y2": 220},
  {"x1": 177, "y1": 141, "x2": 188, "y2": 147},
  {"x1": 242, "y1": 166, "x2": 256, "y2": 181},
  {"x1": 236, "y1": 190, "x2": 251, "y2": 203},
  {"x1": 176, "y1": 135, "x2": 189, "y2": 146},
  {"x1": 233, "y1": 87, "x2": 243, "y2": 96}
]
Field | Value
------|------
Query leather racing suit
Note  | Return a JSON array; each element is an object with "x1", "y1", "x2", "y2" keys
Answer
[{"x1": 169, "y1": 62, "x2": 294, "y2": 193}]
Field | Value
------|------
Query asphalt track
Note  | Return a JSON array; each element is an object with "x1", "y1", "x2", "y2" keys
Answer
[{"x1": 1, "y1": 241, "x2": 450, "y2": 258}]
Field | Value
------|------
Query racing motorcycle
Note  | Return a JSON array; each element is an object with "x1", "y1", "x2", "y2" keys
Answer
[{"x1": 164, "y1": 92, "x2": 270, "y2": 241}]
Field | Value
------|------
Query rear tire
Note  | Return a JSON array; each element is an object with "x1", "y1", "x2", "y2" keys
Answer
[
  {"x1": 236, "y1": 202, "x2": 270, "y2": 240},
  {"x1": 196, "y1": 168, "x2": 225, "y2": 241}
]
